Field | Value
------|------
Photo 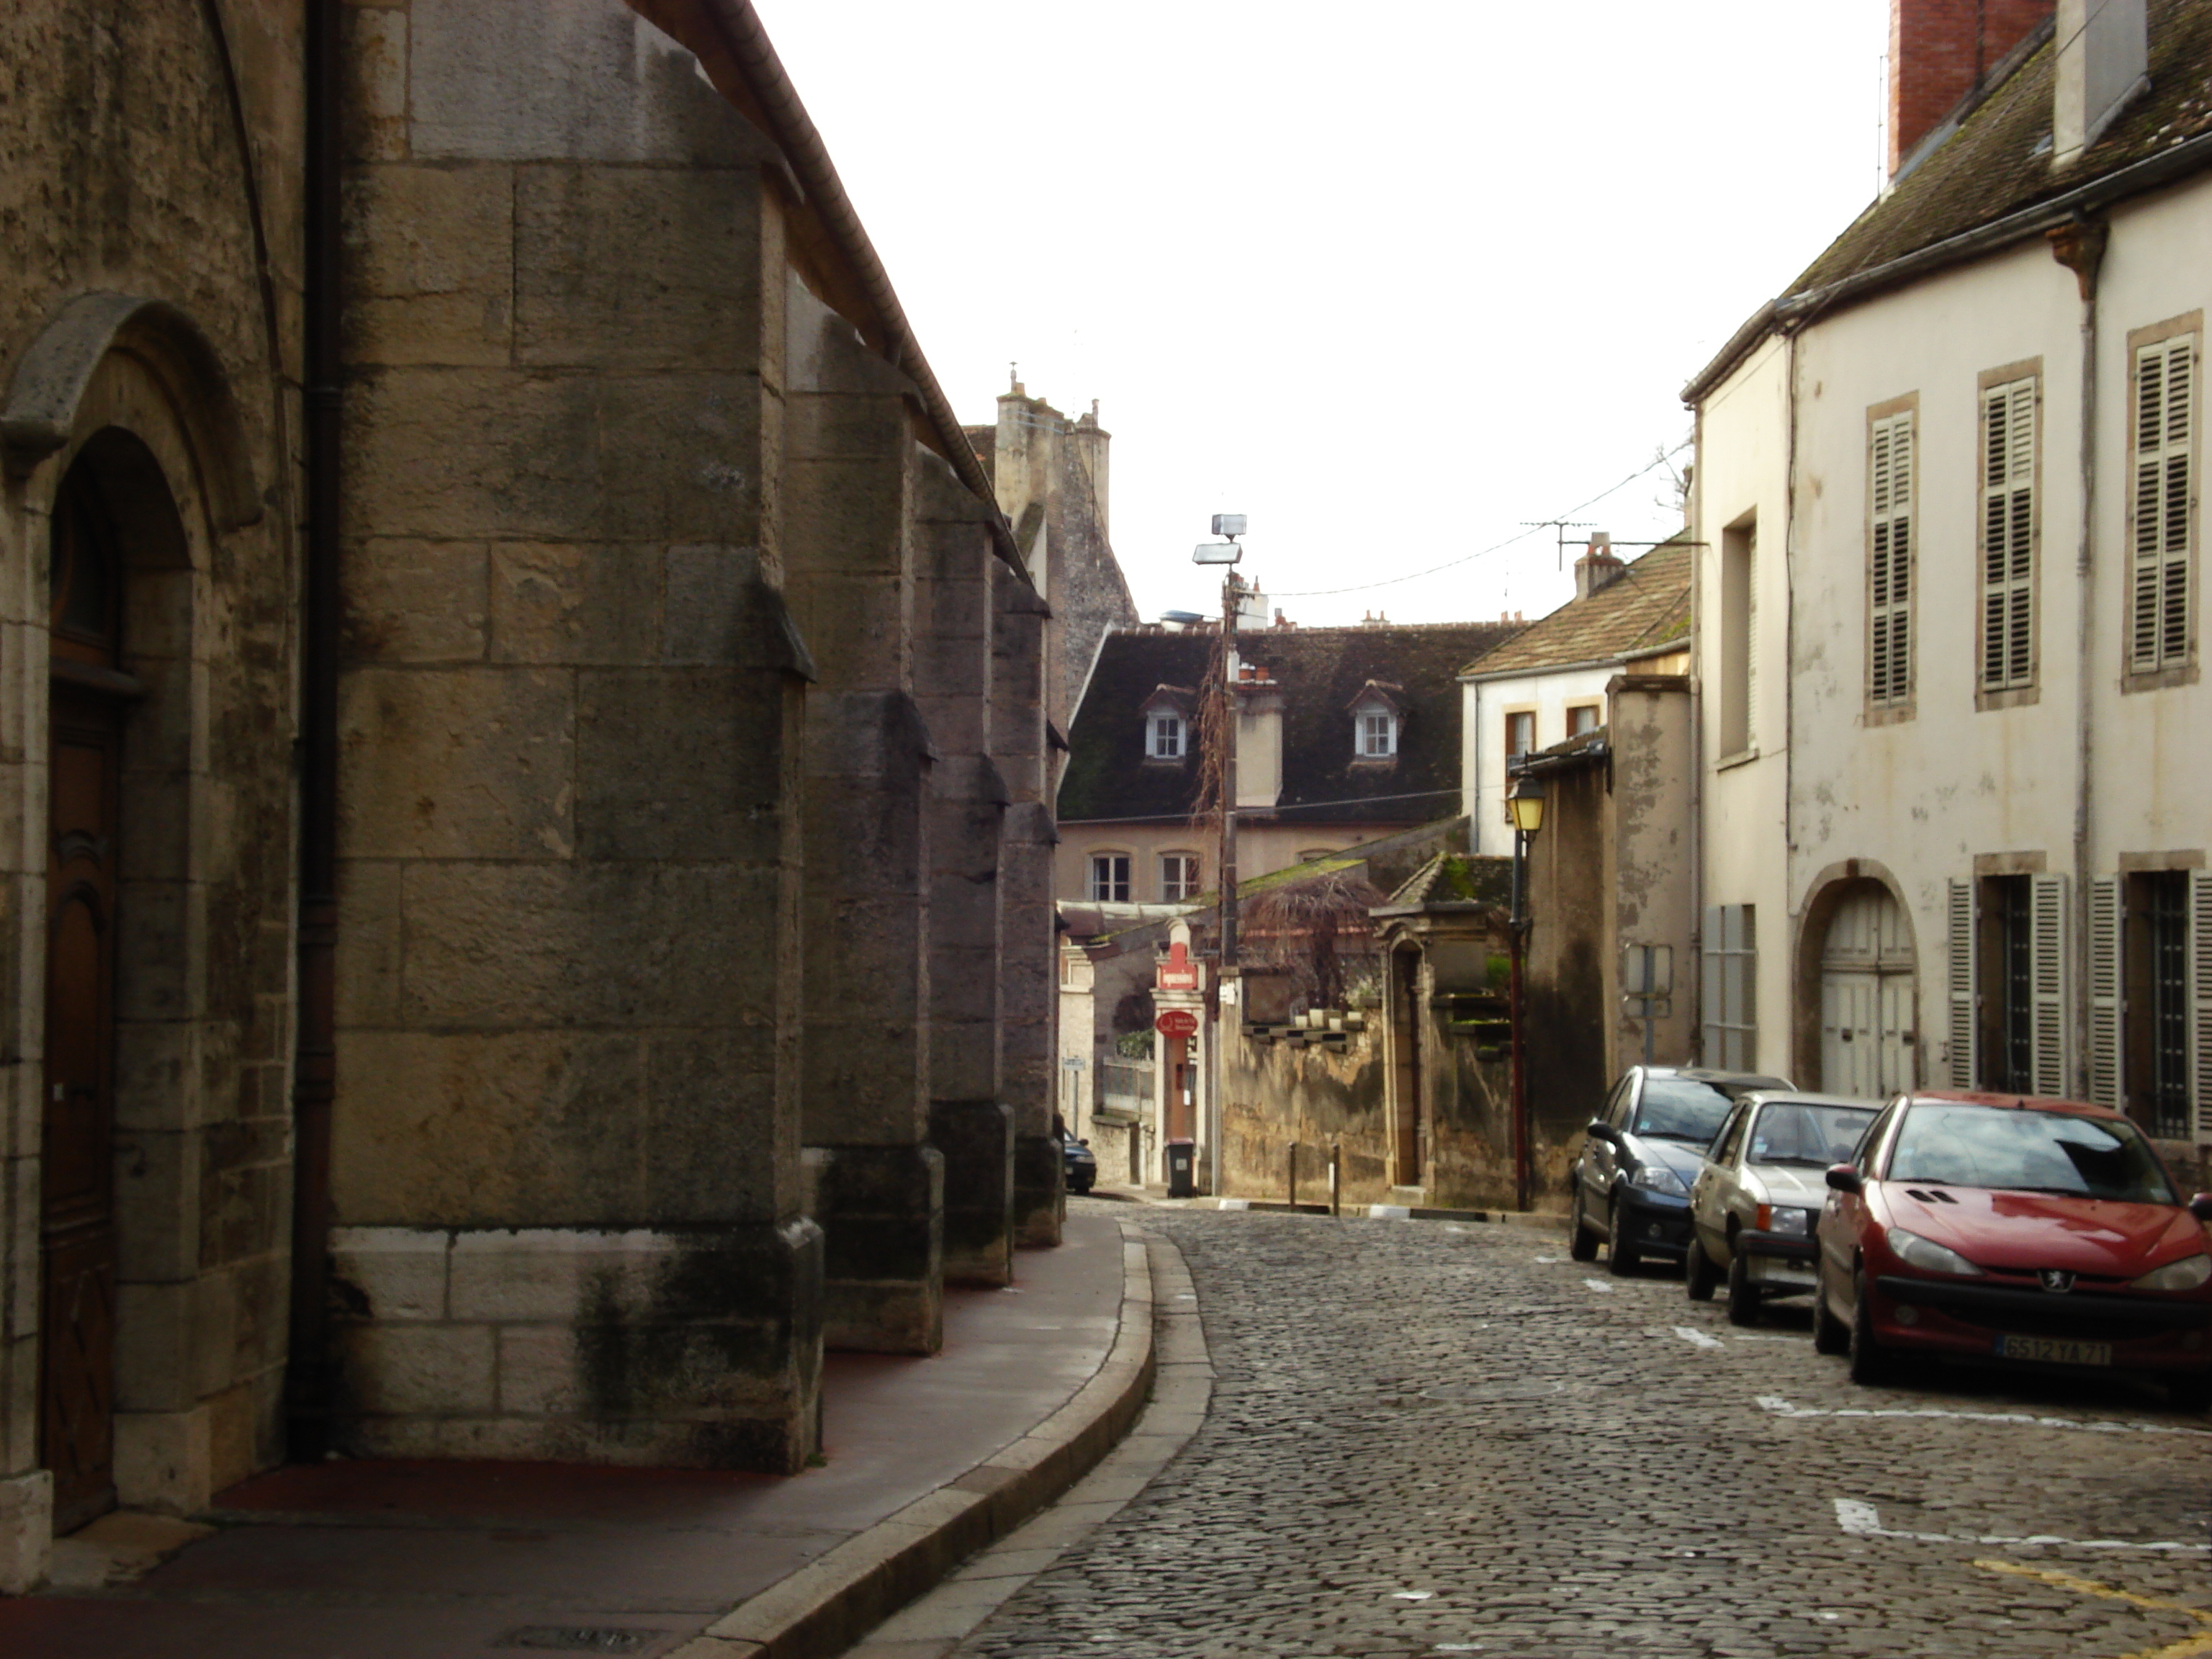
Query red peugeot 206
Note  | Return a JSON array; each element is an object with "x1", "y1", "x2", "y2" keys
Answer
[{"x1": 1813, "y1": 1090, "x2": 2212, "y2": 1409}]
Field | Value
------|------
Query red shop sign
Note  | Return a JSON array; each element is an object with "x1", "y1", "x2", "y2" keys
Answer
[{"x1": 1155, "y1": 1010, "x2": 1200, "y2": 1039}]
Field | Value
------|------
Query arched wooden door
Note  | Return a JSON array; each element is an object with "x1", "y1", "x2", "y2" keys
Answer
[
  {"x1": 1818, "y1": 884, "x2": 1917, "y2": 1097},
  {"x1": 44, "y1": 470, "x2": 126, "y2": 1532}
]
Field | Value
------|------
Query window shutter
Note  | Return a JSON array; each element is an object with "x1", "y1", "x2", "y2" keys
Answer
[
  {"x1": 1947, "y1": 878, "x2": 1977, "y2": 1087},
  {"x1": 2087, "y1": 876, "x2": 2122, "y2": 1110},
  {"x1": 2131, "y1": 338, "x2": 2195, "y2": 675},
  {"x1": 1869, "y1": 412, "x2": 1914, "y2": 706},
  {"x1": 1981, "y1": 378, "x2": 2036, "y2": 691},
  {"x1": 2193, "y1": 871, "x2": 2212, "y2": 1141},
  {"x1": 1745, "y1": 537, "x2": 1758, "y2": 747},
  {"x1": 2029, "y1": 873, "x2": 2069, "y2": 1097}
]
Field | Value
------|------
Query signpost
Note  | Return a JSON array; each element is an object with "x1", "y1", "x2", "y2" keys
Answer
[{"x1": 1155, "y1": 1009, "x2": 1200, "y2": 1040}]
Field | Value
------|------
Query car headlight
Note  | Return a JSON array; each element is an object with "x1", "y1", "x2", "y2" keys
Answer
[
  {"x1": 1631, "y1": 1163, "x2": 1688, "y2": 1197},
  {"x1": 1888, "y1": 1228, "x2": 1984, "y2": 1277},
  {"x1": 2131, "y1": 1253, "x2": 2212, "y2": 1292},
  {"x1": 1757, "y1": 1204, "x2": 1815, "y2": 1237}
]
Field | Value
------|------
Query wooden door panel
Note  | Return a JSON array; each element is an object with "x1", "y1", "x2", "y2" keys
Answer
[{"x1": 43, "y1": 691, "x2": 120, "y2": 1533}]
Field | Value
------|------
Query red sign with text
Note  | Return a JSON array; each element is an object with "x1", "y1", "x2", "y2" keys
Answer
[
  {"x1": 1155, "y1": 1010, "x2": 1200, "y2": 1040},
  {"x1": 1156, "y1": 939, "x2": 1198, "y2": 991}
]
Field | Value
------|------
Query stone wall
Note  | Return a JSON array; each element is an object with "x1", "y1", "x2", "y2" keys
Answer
[{"x1": 0, "y1": 0, "x2": 307, "y2": 1585}]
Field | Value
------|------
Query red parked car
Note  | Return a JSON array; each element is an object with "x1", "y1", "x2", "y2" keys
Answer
[{"x1": 1814, "y1": 1090, "x2": 2212, "y2": 1409}]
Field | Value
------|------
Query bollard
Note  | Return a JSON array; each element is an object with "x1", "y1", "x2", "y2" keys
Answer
[
  {"x1": 1287, "y1": 1142, "x2": 1298, "y2": 1209},
  {"x1": 1330, "y1": 1143, "x2": 1341, "y2": 1217}
]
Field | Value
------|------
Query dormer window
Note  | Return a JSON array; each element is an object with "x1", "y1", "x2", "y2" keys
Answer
[
  {"x1": 1346, "y1": 680, "x2": 1407, "y2": 762},
  {"x1": 1357, "y1": 710, "x2": 1396, "y2": 757},
  {"x1": 1139, "y1": 685, "x2": 1196, "y2": 763}
]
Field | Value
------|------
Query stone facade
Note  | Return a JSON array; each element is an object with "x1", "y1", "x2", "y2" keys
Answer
[{"x1": 0, "y1": 0, "x2": 1058, "y2": 1591}]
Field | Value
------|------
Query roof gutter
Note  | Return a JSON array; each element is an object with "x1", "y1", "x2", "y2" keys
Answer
[
  {"x1": 1681, "y1": 130, "x2": 2212, "y2": 405},
  {"x1": 682, "y1": 0, "x2": 1025, "y2": 574},
  {"x1": 1459, "y1": 646, "x2": 1683, "y2": 685}
]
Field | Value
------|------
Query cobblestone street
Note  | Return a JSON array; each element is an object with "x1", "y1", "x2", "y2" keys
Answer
[{"x1": 956, "y1": 1201, "x2": 2212, "y2": 1658}]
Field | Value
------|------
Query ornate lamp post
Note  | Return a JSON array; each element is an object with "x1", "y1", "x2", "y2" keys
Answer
[{"x1": 1506, "y1": 773, "x2": 1546, "y2": 1211}]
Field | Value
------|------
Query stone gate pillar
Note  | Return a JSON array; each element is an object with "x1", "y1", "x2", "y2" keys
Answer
[
  {"x1": 994, "y1": 585, "x2": 1061, "y2": 1246},
  {"x1": 784, "y1": 293, "x2": 943, "y2": 1354}
]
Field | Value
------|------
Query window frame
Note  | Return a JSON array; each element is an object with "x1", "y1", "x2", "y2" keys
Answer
[
  {"x1": 2123, "y1": 314, "x2": 2202, "y2": 692},
  {"x1": 1565, "y1": 702, "x2": 1601, "y2": 737},
  {"x1": 1087, "y1": 851, "x2": 1131, "y2": 904},
  {"x1": 1146, "y1": 710, "x2": 1185, "y2": 760},
  {"x1": 1353, "y1": 702, "x2": 1398, "y2": 759},
  {"x1": 1159, "y1": 850, "x2": 1201, "y2": 903},
  {"x1": 1976, "y1": 362, "x2": 2041, "y2": 707},
  {"x1": 1866, "y1": 395, "x2": 1917, "y2": 720}
]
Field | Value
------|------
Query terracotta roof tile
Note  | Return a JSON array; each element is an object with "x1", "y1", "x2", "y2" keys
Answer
[{"x1": 1458, "y1": 538, "x2": 1691, "y2": 678}]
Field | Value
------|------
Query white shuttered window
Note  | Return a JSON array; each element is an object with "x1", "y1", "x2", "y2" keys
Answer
[
  {"x1": 2130, "y1": 336, "x2": 2195, "y2": 675},
  {"x1": 2029, "y1": 873, "x2": 2069, "y2": 1097},
  {"x1": 2193, "y1": 871, "x2": 2212, "y2": 1142},
  {"x1": 1946, "y1": 879, "x2": 1976, "y2": 1087},
  {"x1": 1869, "y1": 410, "x2": 1915, "y2": 707},
  {"x1": 2087, "y1": 876, "x2": 2122, "y2": 1110},
  {"x1": 1980, "y1": 377, "x2": 2036, "y2": 691}
]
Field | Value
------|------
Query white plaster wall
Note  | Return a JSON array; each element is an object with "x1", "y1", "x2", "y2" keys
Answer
[
  {"x1": 1693, "y1": 335, "x2": 1795, "y2": 1079},
  {"x1": 1053, "y1": 822, "x2": 1373, "y2": 904},
  {"x1": 1460, "y1": 662, "x2": 1619, "y2": 855}
]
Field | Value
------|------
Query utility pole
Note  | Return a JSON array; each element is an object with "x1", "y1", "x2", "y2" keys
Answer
[{"x1": 1219, "y1": 568, "x2": 1240, "y2": 971}]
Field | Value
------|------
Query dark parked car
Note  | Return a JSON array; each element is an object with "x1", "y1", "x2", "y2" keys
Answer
[
  {"x1": 1814, "y1": 1090, "x2": 2212, "y2": 1408},
  {"x1": 1569, "y1": 1066, "x2": 1792, "y2": 1274},
  {"x1": 1062, "y1": 1135, "x2": 1097, "y2": 1195}
]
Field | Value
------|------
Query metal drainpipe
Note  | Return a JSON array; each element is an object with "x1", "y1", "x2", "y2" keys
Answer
[
  {"x1": 2051, "y1": 217, "x2": 2107, "y2": 1099},
  {"x1": 287, "y1": 0, "x2": 343, "y2": 1462},
  {"x1": 1782, "y1": 326, "x2": 1801, "y2": 1083},
  {"x1": 1686, "y1": 403, "x2": 1705, "y2": 1062}
]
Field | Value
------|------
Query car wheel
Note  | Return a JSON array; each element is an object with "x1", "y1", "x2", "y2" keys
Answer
[
  {"x1": 1568, "y1": 1182, "x2": 1599, "y2": 1262},
  {"x1": 1725, "y1": 1247, "x2": 1761, "y2": 1327},
  {"x1": 1606, "y1": 1193, "x2": 1642, "y2": 1276},
  {"x1": 1810, "y1": 1263, "x2": 1848, "y2": 1356},
  {"x1": 2168, "y1": 1374, "x2": 2212, "y2": 1413},
  {"x1": 1846, "y1": 1268, "x2": 1890, "y2": 1385},
  {"x1": 1683, "y1": 1233, "x2": 1718, "y2": 1302}
]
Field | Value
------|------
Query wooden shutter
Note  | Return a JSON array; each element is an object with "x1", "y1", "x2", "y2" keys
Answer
[
  {"x1": 2131, "y1": 338, "x2": 2195, "y2": 675},
  {"x1": 2193, "y1": 871, "x2": 2212, "y2": 1141},
  {"x1": 2087, "y1": 876, "x2": 2123, "y2": 1110},
  {"x1": 1980, "y1": 377, "x2": 2036, "y2": 691},
  {"x1": 2029, "y1": 873, "x2": 2069, "y2": 1097},
  {"x1": 1947, "y1": 878, "x2": 1977, "y2": 1087},
  {"x1": 1870, "y1": 412, "x2": 1914, "y2": 706}
]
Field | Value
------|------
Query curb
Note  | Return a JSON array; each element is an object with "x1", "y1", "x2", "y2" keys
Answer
[
  {"x1": 667, "y1": 1232, "x2": 1156, "y2": 1659},
  {"x1": 1102, "y1": 1185, "x2": 1570, "y2": 1233}
]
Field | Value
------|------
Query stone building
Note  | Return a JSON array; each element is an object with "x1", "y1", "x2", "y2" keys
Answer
[
  {"x1": 1, "y1": 0, "x2": 1056, "y2": 1592},
  {"x1": 966, "y1": 382, "x2": 1140, "y2": 734}
]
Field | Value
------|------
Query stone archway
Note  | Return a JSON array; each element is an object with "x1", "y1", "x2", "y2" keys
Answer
[{"x1": 1794, "y1": 863, "x2": 1920, "y2": 1097}]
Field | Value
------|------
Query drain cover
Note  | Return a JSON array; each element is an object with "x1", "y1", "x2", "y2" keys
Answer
[
  {"x1": 495, "y1": 1629, "x2": 665, "y2": 1653},
  {"x1": 1421, "y1": 1379, "x2": 1565, "y2": 1403}
]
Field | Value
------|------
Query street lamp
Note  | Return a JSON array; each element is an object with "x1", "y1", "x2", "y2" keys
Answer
[{"x1": 1506, "y1": 770, "x2": 1546, "y2": 1213}]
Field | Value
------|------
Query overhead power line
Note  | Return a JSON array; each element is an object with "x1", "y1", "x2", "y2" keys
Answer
[{"x1": 1267, "y1": 443, "x2": 1691, "y2": 599}]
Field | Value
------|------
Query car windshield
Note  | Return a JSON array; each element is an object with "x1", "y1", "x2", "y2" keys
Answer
[
  {"x1": 1886, "y1": 1104, "x2": 2177, "y2": 1203},
  {"x1": 1631, "y1": 1079, "x2": 1736, "y2": 1143},
  {"x1": 1746, "y1": 1102, "x2": 1876, "y2": 1169}
]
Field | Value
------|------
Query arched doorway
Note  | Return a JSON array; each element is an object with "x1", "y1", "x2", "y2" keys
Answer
[
  {"x1": 44, "y1": 456, "x2": 130, "y2": 1532},
  {"x1": 1816, "y1": 881, "x2": 1917, "y2": 1097}
]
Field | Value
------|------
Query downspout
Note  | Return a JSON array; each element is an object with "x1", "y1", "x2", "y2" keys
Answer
[
  {"x1": 2049, "y1": 215, "x2": 2108, "y2": 1100},
  {"x1": 287, "y1": 0, "x2": 343, "y2": 1461},
  {"x1": 1686, "y1": 403, "x2": 1705, "y2": 1061},
  {"x1": 1782, "y1": 325, "x2": 1802, "y2": 1083}
]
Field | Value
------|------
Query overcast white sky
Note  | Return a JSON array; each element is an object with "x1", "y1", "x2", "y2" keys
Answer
[{"x1": 753, "y1": 0, "x2": 1892, "y2": 628}]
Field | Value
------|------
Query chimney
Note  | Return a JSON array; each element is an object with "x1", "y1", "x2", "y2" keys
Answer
[
  {"x1": 2054, "y1": 0, "x2": 2147, "y2": 165},
  {"x1": 1069, "y1": 399, "x2": 1112, "y2": 538},
  {"x1": 1888, "y1": 0, "x2": 2053, "y2": 178},
  {"x1": 1573, "y1": 531, "x2": 1627, "y2": 601}
]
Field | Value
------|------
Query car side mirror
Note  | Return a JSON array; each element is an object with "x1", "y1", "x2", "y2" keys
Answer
[
  {"x1": 1825, "y1": 1164, "x2": 1863, "y2": 1196},
  {"x1": 1586, "y1": 1118, "x2": 1617, "y2": 1142},
  {"x1": 1079, "y1": 1138, "x2": 1091, "y2": 1148},
  {"x1": 2188, "y1": 1192, "x2": 2212, "y2": 1222}
]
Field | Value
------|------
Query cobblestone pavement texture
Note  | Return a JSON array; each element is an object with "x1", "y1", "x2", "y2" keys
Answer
[{"x1": 953, "y1": 1200, "x2": 2212, "y2": 1658}]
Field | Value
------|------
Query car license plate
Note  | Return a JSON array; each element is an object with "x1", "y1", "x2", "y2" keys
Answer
[{"x1": 1994, "y1": 1334, "x2": 2113, "y2": 1366}]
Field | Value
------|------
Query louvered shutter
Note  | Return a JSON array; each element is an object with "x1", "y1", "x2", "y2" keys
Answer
[
  {"x1": 1948, "y1": 878, "x2": 1977, "y2": 1087},
  {"x1": 1870, "y1": 412, "x2": 1914, "y2": 706},
  {"x1": 1981, "y1": 378, "x2": 2036, "y2": 691},
  {"x1": 2087, "y1": 876, "x2": 2123, "y2": 1110},
  {"x1": 2131, "y1": 338, "x2": 2195, "y2": 675},
  {"x1": 2192, "y1": 871, "x2": 2212, "y2": 1141},
  {"x1": 2029, "y1": 873, "x2": 2069, "y2": 1097}
]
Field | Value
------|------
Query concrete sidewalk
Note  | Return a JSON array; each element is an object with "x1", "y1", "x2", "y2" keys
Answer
[{"x1": 0, "y1": 1210, "x2": 1154, "y2": 1659}]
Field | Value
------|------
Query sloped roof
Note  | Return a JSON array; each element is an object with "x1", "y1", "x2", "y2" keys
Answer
[
  {"x1": 1058, "y1": 620, "x2": 1521, "y2": 827},
  {"x1": 1459, "y1": 538, "x2": 1691, "y2": 679},
  {"x1": 1689, "y1": 0, "x2": 2212, "y2": 400}
]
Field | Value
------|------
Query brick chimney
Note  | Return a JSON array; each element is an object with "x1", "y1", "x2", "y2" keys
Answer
[
  {"x1": 1573, "y1": 533, "x2": 1627, "y2": 601},
  {"x1": 1889, "y1": 0, "x2": 2053, "y2": 177}
]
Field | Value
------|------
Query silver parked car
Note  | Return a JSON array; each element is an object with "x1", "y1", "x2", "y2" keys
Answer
[{"x1": 1686, "y1": 1091, "x2": 1879, "y2": 1325}]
